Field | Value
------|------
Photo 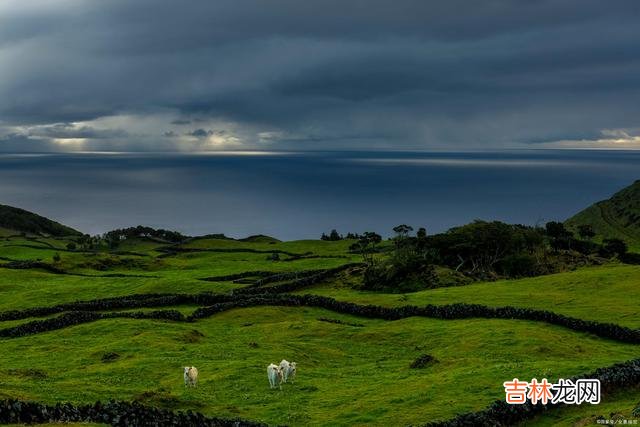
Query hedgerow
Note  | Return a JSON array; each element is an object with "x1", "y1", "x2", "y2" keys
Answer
[
  {"x1": 2, "y1": 293, "x2": 640, "y2": 345},
  {"x1": 424, "y1": 357, "x2": 640, "y2": 426},
  {"x1": 0, "y1": 310, "x2": 185, "y2": 338},
  {"x1": 190, "y1": 294, "x2": 640, "y2": 344},
  {"x1": 199, "y1": 271, "x2": 281, "y2": 282},
  {"x1": 0, "y1": 399, "x2": 266, "y2": 426},
  {"x1": 156, "y1": 246, "x2": 310, "y2": 258},
  {"x1": 232, "y1": 263, "x2": 363, "y2": 295},
  {"x1": 0, "y1": 293, "x2": 234, "y2": 322}
]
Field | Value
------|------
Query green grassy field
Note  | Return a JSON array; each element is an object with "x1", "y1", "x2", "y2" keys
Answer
[
  {"x1": 566, "y1": 180, "x2": 640, "y2": 252},
  {"x1": 299, "y1": 264, "x2": 640, "y2": 328},
  {"x1": 1, "y1": 229, "x2": 639, "y2": 426}
]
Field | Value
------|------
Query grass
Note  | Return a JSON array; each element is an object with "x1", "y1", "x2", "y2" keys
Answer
[
  {"x1": 566, "y1": 180, "x2": 640, "y2": 252},
  {"x1": 300, "y1": 264, "x2": 640, "y2": 328},
  {"x1": 1, "y1": 230, "x2": 640, "y2": 425},
  {"x1": 523, "y1": 387, "x2": 640, "y2": 426},
  {"x1": 1, "y1": 307, "x2": 638, "y2": 426}
]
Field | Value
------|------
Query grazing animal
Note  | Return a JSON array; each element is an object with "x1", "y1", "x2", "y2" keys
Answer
[
  {"x1": 267, "y1": 363, "x2": 283, "y2": 389},
  {"x1": 279, "y1": 359, "x2": 297, "y2": 383},
  {"x1": 184, "y1": 366, "x2": 198, "y2": 387}
]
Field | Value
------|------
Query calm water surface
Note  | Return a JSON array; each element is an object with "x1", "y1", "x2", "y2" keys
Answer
[{"x1": 0, "y1": 150, "x2": 638, "y2": 240}]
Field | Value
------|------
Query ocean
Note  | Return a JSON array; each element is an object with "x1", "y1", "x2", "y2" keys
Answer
[{"x1": 0, "y1": 150, "x2": 638, "y2": 240}]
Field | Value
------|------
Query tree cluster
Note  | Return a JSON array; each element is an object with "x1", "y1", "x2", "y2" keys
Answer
[
  {"x1": 102, "y1": 226, "x2": 187, "y2": 248},
  {"x1": 349, "y1": 219, "x2": 633, "y2": 292},
  {"x1": 320, "y1": 229, "x2": 362, "y2": 241}
]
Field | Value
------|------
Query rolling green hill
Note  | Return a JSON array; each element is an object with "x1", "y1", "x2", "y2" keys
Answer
[
  {"x1": 566, "y1": 180, "x2": 640, "y2": 251},
  {"x1": 0, "y1": 229, "x2": 639, "y2": 425},
  {"x1": 1, "y1": 198, "x2": 640, "y2": 425},
  {"x1": 0, "y1": 204, "x2": 81, "y2": 237}
]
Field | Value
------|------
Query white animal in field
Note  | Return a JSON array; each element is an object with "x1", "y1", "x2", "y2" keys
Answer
[
  {"x1": 267, "y1": 363, "x2": 283, "y2": 389},
  {"x1": 279, "y1": 359, "x2": 297, "y2": 383},
  {"x1": 184, "y1": 366, "x2": 198, "y2": 387}
]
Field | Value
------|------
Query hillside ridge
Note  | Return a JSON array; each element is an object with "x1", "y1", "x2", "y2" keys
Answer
[
  {"x1": 566, "y1": 180, "x2": 640, "y2": 249},
  {"x1": 0, "y1": 204, "x2": 81, "y2": 236}
]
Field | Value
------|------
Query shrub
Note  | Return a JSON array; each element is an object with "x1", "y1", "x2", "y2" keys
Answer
[
  {"x1": 496, "y1": 254, "x2": 540, "y2": 278},
  {"x1": 601, "y1": 238, "x2": 628, "y2": 258},
  {"x1": 101, "y1": 352, "x2": 120, "y2": 363},
  {"x1": 410, "y1": 354, "x2": 438, "y2": 369},
  {"x1": 267, "y1": 252, "x2": 280, "y2": 261},
  {"x1": 362, "y1": 259, "x2": 439, "y2": 293}
]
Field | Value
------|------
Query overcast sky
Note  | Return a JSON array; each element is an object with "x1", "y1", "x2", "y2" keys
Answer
[{"x1": 1, "y1": 0, "x2": 640, "y2": 152}]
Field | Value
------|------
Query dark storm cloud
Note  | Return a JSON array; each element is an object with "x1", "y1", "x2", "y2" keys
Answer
[
  {"x1": 1, "y1": 0, "x2": 639, "y2": 150},
  {"x1": 187, "y1": 129, "x2": 215, "y2": 138},
  {"x1": 28, "y1": 123, "x2": 128, "y2": 139}
]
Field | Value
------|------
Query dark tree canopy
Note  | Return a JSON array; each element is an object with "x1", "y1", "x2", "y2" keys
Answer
[{"x1": 103, "y1": 226, "x2": 187, "y2": 245}]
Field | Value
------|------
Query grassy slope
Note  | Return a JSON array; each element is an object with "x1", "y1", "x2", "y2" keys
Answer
[
  {"x1": 523, "y1": 387, "x2": 640, "y2": 426},
  {"x1": 299, "y1": 264, "x2": 640, "y2": 328},
  {"x1": 1, "y1": 307, "x2": 638, "y2": 426},
  {"x1": 1, "y1": 233, "x2": 639, "y2": 425},
  {"x1": 0, "y1": 237, "x2": 360, "y2": 313},
  {"x1": 566, "y1": 180, "x2": 640, "y2": 252},
  {"x1": 0, "y1": 205, "x2": 81, "y2": 237}
]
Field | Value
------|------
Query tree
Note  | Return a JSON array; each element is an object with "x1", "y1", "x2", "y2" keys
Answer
[
  {"x1": 545, "y1": 221, "x2": 569, "y2": 239},
  {"x1": 66, "y1": 242, "x2": 77, "y2": 251},
  {"x1": 430, "y1": 221, "x2": 545, "y2": 276},
  {"x1": 416, "y1": 227, "x2": 427, "y2": 239},
  {"x1": 78, "y1": 234, "x2": 91, "y2": 249},
  {"x1": 321, "y1": 229, "x2": 344, "y2": 241},
  {"x1": 603, "y1": 238, "x2": 627, "y2": 257},
  {"x1": 392, "y1": 224, "x2": 413, "y2": 238},
  {"x1": 545, "y1": 221, "x2": 573, "y2": 251},
  {"x1": 105, "y1": 234, "x2": 120, "y2": 249},
  {"x1": 577, "y1": 224, "x2": 595, "y2": 241},
  {"x1": 329, "y1": 229, "x2": 342, "y2": 241},
  {"x1": 363, "y1": 226, "x2": 438, "y2": 292},
  {"x1": 350, "y1": 231, "x2": 382, "y2": 264}
]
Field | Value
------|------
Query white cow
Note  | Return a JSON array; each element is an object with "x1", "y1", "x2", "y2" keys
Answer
[
  {"x1": 184, "y1": 366, "x2": 198, "y2": 387},
  {"x1": 267, "y1": 363, "x2": 283, "y2": 389},
  {"x1": 279, "y1": 359, "x2": 297, "y2": 383}
]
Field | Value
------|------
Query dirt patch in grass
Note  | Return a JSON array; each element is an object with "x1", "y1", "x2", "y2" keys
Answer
[
  {"x1": 180, "y1": 329, "x2": 205, "y2": 343},
  {"x1": 7, "y1": 368, "x2": 48, "y2": 379}
]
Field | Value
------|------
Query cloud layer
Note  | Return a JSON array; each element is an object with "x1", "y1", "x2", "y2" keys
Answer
[{"x1": 1, "y1": 0, "x2": 640, "y2": 151}]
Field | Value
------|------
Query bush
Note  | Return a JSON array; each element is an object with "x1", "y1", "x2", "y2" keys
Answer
[
  {"x1": 429, "y1": 221, "x2": 545, "y2": 278},
  {"x1": 601, "y1": 238, "x2": 628, "y2": 258},
  {"x1": 621, "y1": 252, "x2": 640, "y2": 265},
  {"x1": 101, "y1": 352, "x2": 120, "y2": 363},
  {"x1": 496, "y1": 254, "x2": 540, "y2": 278},
  {"x1": 362, "y1": 260, "x2": 439, "y2": 293},
  {"x1": 410, "y1": 354, "x2": 438, "y2": 369}
]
